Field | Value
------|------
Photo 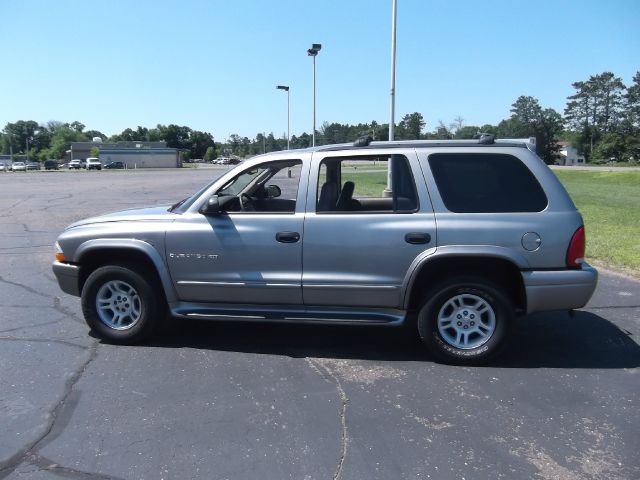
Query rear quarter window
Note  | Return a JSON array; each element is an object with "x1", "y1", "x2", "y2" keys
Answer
[{"x1": 428, "y1": 153, "x2": 548, "y2": 213}]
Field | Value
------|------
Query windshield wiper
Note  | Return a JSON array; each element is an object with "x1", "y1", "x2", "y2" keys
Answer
[{"x1": 169, "y1": 198, "x2": 187, "y2": 212}]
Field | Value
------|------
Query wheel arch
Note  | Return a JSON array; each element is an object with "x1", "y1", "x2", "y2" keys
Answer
[
  {"x1": 403, "y1": 253, "x2": 527, "y2": 314},
  {"x1": 75, "y1": 239, "x2": 177, "y2": 303}
]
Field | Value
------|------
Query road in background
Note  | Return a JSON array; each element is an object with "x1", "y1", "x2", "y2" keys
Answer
[{"x1": 0, "y1": 170, "x2": 638, "y2": 479}]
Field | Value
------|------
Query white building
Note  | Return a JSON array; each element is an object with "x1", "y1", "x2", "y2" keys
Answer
[{"x1": 557, "y1": 142, "x2": 586, "y2": 166}]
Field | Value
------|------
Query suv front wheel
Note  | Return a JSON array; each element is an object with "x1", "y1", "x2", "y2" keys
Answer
[
  {"x1": 417, "y1": 276, "x2": 512, "y2": 364},
  {"x1": 81, "y1": 265, "x2": 161, "y2": 344}
]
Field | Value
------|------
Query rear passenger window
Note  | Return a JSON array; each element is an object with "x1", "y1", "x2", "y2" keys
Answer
[
  {"x1": 428, "y1": 153, "x2": 547, "y2": 213},
  {"x1": 316, "y1": 155, "x2": 418, "y2": 213}
]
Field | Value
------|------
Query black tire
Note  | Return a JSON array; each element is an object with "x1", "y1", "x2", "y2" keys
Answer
[
  {"x1": 417, "y1": 276, "x2": 513, "y2": 365},
  {"x1": 81, "y1": 265, "x2": 162, "y2": 344}
]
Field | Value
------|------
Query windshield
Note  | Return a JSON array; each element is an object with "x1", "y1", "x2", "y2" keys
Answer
[{"x1": 217, "y1": 165, "x2": 271, "y2": 196}]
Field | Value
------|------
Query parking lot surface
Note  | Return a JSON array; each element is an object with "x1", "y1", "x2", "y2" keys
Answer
[{"x1": 0, "y1": 170, "x2": 638, "y2": 479}]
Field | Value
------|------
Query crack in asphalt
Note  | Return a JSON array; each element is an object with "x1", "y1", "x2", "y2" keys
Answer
[
  {"x1": 0, "y1": 341, "x2": 100, "y2": 480},
  {"x1": 0, "y1": 245, "x2": 54, "y2": 251},
  {"x1": 0, "y1": 275, "x2": 53, "y2": 300},
  {"x1": 0, "y1": 319, "x2": 64, "y2": 334},
  {"x1": 53, "y1": 296, "x2": 86, "y2": 325},
  {"x1": 39, "y1": 193, "x2": 73, "y2": 212},
  {"x1": 18, "y1": 453, "x2": 122, "y2": 480},
  {"x1": 0, "y1": 275, "x2": 85, "y2": 325},
  {"x1": 306, "y1": 358, "x2": 349, "y2": 480},
  {"x1": 21, "y1": 223, "x2": 54, "y2": 234},
  {"x1": 0, "y1": 335, "x2": 87, "y2": 350}
]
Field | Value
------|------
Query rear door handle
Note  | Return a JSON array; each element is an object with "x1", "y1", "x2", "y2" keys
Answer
[
  {"x1": 276, "y1": 231, "x2": 300, "y2": 243},
  {"x1": 405, "y1": 232, "x2": 431, "y2": 244}
]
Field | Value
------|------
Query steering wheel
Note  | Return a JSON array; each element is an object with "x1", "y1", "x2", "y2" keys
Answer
[{"x1": 238, "y1": 193, "x2": 255, "y2": 212}]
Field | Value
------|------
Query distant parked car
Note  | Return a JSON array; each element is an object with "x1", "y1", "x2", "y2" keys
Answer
[
  {"x1": 11, "y1": 162, "x2": 27, "y2": 172},
  {"x1": 26, "y1": 162, "x2": 41, "y2": 170},
  {"x1": 104, "y1": 161, "x2": 125, "y2": 169},
  {"x1": 44, "y1": 160, "x2": 59, "y2": 170},
  {"x1": 69, "y1": 159, "x2": 86, "y2": 170},
  {"x1": 86, "y1": 158, "x2": 102, "y2": 170},
  {"x1": 0, "y1": 162, "x2": 6, "y2": 172}
]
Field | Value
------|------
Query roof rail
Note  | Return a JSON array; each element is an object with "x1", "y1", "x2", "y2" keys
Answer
[
  {"x1": 475, "y1": 133, "x2": 496, "y2": 145},
  {"x1": 353, "y1": 135, "x2": 373, "y2": 147}
]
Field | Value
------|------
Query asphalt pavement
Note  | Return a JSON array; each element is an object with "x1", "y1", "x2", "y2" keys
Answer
[{"x1": 0, "y1": 169, "x2": 638, "y2": 480}]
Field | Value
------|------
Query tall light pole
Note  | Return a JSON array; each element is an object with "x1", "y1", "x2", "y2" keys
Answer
[
  {"x1": 25, "y1": 127, "x2": 39, "y2": 163},
  {"x1": 276, "y1": 85, "x2": 290, "y2": 150},
  {"x1": 24, "y1": 126, "x2": 30, "y2": 162},
  {"x1": 389, "y1": 0, "x2": 398, "y2": 142},
  {"x1": 307, "y1": 43, "x2": 321, "y2": 147},
  {"x1": 385, "y1": 0, "x2": 398, "y2": 197}
]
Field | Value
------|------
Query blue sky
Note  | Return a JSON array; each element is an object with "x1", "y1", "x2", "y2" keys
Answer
[{"x1": 1, "y1": 0, "x2": 638, "y2": 141}]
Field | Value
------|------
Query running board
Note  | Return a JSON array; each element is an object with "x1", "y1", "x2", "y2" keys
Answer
[{"x1": 169, "y1": 302, "x2": 406, "y2": 326}]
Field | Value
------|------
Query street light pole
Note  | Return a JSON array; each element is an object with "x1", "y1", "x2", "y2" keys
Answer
[
  {"x1": 385, "y1": 0, "x2": 398, "y2": 197},
  {"x1": 276, "y1": 85, "x2": 290, "y2": 150},
  {"x1": 307, "y1": 43, "x2": 321, "y2": 147},
  {"x1": 389, "y1": 0, "x2": 398, "y2": 142}
]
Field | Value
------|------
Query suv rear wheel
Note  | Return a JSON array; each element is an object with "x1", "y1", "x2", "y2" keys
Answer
[
  {"x1": 417, "y1": 276, "x2": 512, "y2": 364},
  {"x1": 81, "y1": 265, "x2": 160, "y2": 344}
]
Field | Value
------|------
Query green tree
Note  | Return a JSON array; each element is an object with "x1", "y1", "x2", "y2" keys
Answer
[
  {"x1": 433, "y1": 120, "x2": 452, "y2": 139},
  {"x1": 2, "y1": 120, "x2": 40, "y2": 154},
  {"x1": 625, "y1": 71, "x2": 640, "y2": 130},
  {"x1": 290, "y1": 133, "x2": 311, "y2": 149},
  {"x1": 83, "y1": 130, "x2": 106, "y2": 141},
  {"x1": 48, "y1": 126, "x2": 86, "y2": 159},
  {"x1": 499, "y1": 96, "x2": 562, "y2": 164},
  {"x1": 565, "y1": 72, "x2": 627, "y2": 158},
  {"x1": 90, "y1": 146, "x2": 100, "y2": 157},
  {"x1": 397, "y1": 112, "x2": 425, "y2": 139},
  {"x1": 189, "y1": 130, "x2": 215, "y2": 159},
  {"x1": 454, "y1": 126, "x2": 480, "y2": 139},
  {"x1": 163, "y1": 124, "x2": 192, "y2": 150},
  {"x1": 204, "y1": 146, "x2": 216, "y2": 161},
  {"x1": 69, "y1": 121, "x2": 85, "y2": 133}
]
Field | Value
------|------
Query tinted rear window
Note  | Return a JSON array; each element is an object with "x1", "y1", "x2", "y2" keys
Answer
[{"x1": 428, "y1": 153, "x2": 547, "y2": 213}]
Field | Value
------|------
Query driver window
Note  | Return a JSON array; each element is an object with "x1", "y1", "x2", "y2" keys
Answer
[{"x1": 217, "y1": 160, "x2": 302, "y2": 213}]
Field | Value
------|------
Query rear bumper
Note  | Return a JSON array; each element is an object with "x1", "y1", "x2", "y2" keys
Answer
[
  {"x1": 523, "y1": 264, "x2": 598, "y2": 314},
  {"x1": 52, "y1": 261, "x2": 81, "y2": 297}
]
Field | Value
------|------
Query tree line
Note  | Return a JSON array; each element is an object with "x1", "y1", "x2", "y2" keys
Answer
[{"x1": 2, "y1": 70, "x2": 638, "y2": 165}]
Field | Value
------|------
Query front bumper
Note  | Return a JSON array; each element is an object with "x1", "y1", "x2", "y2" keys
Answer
[
  {"x1": 52, "y1": 261, "x2": 81, "y2": 297},
  {"x1": 523, "y1": 264, "x2": 598, "y2": 314}
]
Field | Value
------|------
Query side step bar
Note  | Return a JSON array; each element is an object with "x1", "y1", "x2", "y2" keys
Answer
[{"x1": 169, "y1": 302, "x2": 406, "y2": 326}]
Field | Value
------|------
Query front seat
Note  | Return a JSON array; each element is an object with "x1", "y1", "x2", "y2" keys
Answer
[
  {"x1": 317, "y1": 181, "x2": 338, "y2": 212},
  {"x1": 336, "y1": 181, "x2": 355, "y2": 210}
]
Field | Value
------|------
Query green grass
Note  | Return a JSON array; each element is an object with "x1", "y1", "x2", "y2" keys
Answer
[
  {"x1": 554, "y1": 170, "x2": 640, "y2": 275},
  {"x1": 341, "y1": 170, "x2": 389, "y2": 197}
]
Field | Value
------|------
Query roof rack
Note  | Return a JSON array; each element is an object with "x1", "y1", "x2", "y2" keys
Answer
[
  {"x1": 476, "y1": 133, "x2": 496, "y2": 145},
  {"x1": 353, "y1": 135, "x2": 373, "y2": 147},
  {"x1": 319, "y1": 137, "x2": 535, "y2": 153},
  {"x1": 352, "y1": 132, "x2": 497, "y2": 148}
]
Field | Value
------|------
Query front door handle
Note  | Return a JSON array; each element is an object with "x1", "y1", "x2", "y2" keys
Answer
[
  {"x1": 276, "y1": 231, "x2": 300, "y2": 243},
  {"x1": 405, "y1": 232, "x2": 431, "y2": 245}
]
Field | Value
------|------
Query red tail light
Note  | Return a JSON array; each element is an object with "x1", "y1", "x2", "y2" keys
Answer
[{"x1": 566, "y1": 226, "x2": 586, "y2": 267}]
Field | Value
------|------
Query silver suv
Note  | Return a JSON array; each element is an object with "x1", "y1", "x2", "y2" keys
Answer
[{"x1": 52, "y1": 136, "x2": 597, "y2": 364}]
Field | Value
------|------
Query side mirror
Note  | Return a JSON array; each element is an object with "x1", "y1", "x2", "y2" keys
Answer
[
  {"x1": 200, "y1": 195, "x2": 221, "y2": 215},
  {"x1": 265, "y1": 184, "x2": 281, "y2": 198}
]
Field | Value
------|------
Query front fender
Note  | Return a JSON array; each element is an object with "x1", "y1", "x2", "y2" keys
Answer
[{"x1": 75, "y1": 238, "x2": 177, "y2": 303}]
